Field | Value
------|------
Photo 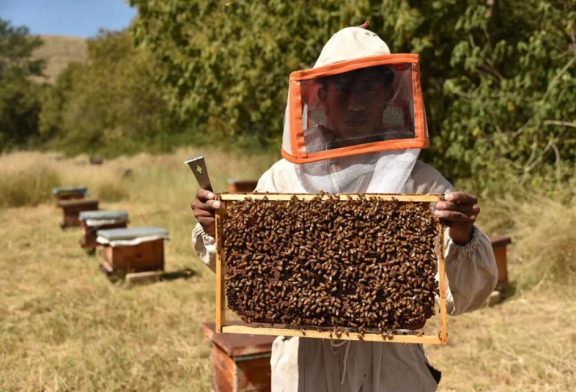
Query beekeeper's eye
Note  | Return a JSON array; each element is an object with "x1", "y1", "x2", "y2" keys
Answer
[
  {"x1": 332, "y1": 78, "x2": 353, "y2": 93},
  {"x1": 332, "y1": 79, "x2": 381, "y2": 95},
  {"x1": 360, "y1": 82, "x2": 381, "y2": 95}
]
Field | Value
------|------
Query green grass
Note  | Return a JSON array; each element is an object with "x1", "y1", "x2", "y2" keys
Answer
[{"x1": 0, "y1": 149, "x2": 575, "y2": 391}]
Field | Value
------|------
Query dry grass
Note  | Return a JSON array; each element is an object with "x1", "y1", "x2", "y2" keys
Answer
[
  {"x1": 0, "y1": 203, "x2": 214, "y2": 391},
  {"x1": 0, "y1": 152, "x2": 61, "y2": 208},
  {"x1": 507, "y1": 197, "x2": 576, "y2": 288},
  {"x1": 477, "y1": 195, "x2": 576, "y2": 290},
  {"x1": 0, "y1": 148, "x2": 277, "y2": 391},
  {"x1": 1, "y1": 149, "x2": 574, "y2": 391},
  {"x1": 31, "y1": 35, "x2": 87, "y2": 84},
  {"x1": 428, "y1": 285, "x2": 576, "y2": 391}
]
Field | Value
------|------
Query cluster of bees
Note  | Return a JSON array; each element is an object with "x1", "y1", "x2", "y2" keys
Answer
[{"x1": 221, "y1": 194, "x2": 440, "y2": 334}]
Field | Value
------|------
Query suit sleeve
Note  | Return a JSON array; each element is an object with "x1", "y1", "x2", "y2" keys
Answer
[
  {"x1": 411, "y1": 161, "x2": 498, "y2": 314},
  {"x1": 444, "y1": 226, "x2": 498, "y2": 314}
]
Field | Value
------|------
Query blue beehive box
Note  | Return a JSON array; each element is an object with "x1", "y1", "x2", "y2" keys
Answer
[{"x1": 52, "y1": 186, "x2": 88, "y2": 203}]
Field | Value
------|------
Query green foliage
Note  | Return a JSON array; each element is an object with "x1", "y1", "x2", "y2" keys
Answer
[
  {"x1": 0, "y1": 78, "x2": 43, "y2": 148},
  {"x1": 39, "y1": 31, "x2": 182, "y2": 156},
  {"x1": 38, "y1": 62, "x2": 82, "y2": 141},
  {"x1": 0, "y1": 19, "x2": 44, "y2": 79},
  {"x1": 0, "y1": 19, "x2": 45, "y2": 150},
  {"x1": 428, "y1": 1, "x2": 576, "y2": 198},
  {"x1": 130, "y1": 0, "x2": 379, "y2": 147},
  {"x1": 130, "y1": 0, "x2": 576, "y2": 197},
  {"x1": 4, "y1": 2, "x2": 574, "y2": 198}
]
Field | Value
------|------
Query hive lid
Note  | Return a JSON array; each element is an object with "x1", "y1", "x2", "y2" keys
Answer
[
  {"x1": 79, "y1": 210, "x2": 128, "y2": 222},
  {"x1": 52, "y1": 186, "x2": 88, "y2": 195},
  {"x1": 97, "y1": 226, "x2": 169, "y2": 241},
  {"x1": 202, "y1": 322, "x2": 275, "y2": 357},
  {"x1": 489, "y1": 235, "x2": 512, "y2": 247}
]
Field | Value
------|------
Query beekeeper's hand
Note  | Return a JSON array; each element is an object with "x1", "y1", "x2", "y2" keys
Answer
[
  {"x1": 434, "y1": 191, "x2": 479, "y2": 245},
  {"x1": 191, "y1": 188, "x2": 221, "y2": 237}
]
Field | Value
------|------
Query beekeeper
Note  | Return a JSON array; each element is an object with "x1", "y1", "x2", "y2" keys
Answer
[{"x1": 191, "y1": 25, "x2": 497, "y2": 392}]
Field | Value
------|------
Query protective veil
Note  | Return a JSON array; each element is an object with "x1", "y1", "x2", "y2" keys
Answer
[{"x1": 281, "y1": 27, "x2": 428, "y2": 193}]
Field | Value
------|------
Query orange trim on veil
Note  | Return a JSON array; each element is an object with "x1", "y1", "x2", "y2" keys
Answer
[{"x1": 283, "y1": 54, "x2": 429, "y2": 164}]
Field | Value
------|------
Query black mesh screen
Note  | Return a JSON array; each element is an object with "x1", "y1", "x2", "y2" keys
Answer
[{"x1": 299, "y1": 64, "x2": 416, "y2": 153}]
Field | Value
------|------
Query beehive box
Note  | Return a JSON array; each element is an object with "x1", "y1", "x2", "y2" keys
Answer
[
  {"x1": 215, "y1": 193, "x2": 448, "y2": 344},
  {"x1": 202, "y1": 322, "x2": 274, "y2": 392},
  {"x1": 52, "y1": 186, "x2": 88, "y2": 205},
  {"x1": 58, "y1": 198, "x2": 99, "y2": 228},
  {"x1": 97, "y1": 227, "x2": 168, "y2": 275},
  {"x1": 79, "y1": 210, "x2": 129, "y2": 253}
]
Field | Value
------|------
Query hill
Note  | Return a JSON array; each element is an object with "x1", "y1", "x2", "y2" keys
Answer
[{"x1": 31, "y1": 35, "x2": 87, "y2": 84}]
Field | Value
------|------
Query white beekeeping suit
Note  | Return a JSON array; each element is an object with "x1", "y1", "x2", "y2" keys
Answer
[{"x1": 192, "y1": 26, "x2": 497, "y2": 391}]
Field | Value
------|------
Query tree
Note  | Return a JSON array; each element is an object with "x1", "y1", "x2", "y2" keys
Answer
[
  {"x1": 0, "y1": 19, "x2": 45, "y2": 149},
  {"x1": 130, "y1": 0, "x2": 576, "y2": 196},
  {"x1": 130, "y1": 0, "x2": 374, "y2": 146},
  {"x1": 39, "y1": 30, "x2": 183, "y2": 155}
]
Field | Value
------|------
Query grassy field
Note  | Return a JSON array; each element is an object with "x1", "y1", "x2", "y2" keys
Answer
[
  {"x1": 0, "y1": 150, "x2": 574, "y2": 391},
  {"x1": 31, "y1": 35, "x2": 87, "y2": 84}
]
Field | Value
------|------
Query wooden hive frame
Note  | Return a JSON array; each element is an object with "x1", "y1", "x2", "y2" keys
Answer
[{"x1": 215, "y1": 193, "x2": 448, "y2": 345}]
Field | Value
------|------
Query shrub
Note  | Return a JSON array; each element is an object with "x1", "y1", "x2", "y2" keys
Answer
[
  {"x1": 96, "y1": 181, "x2": 130, "y2": 202},
  {"x1": 0, "y1": 164, "x2": 61, "y2": 208},
  {"x1": 0, "y1": 19, "x2": 45, "y2": 151},
  {"x1": 511, "y1": 196, "x2": 576, "y2": 288},
  {"x1": 39, "y1": 31, "x2": 182, "y2": 156}
]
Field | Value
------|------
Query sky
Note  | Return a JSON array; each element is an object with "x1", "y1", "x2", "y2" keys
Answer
[{"x1": 0, "y1": 0, "x2": 137, "y2": 38}]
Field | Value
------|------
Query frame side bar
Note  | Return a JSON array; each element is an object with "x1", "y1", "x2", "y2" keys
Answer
[
  {"x1": 215, "y1": 204, "x2": 225, "y2": 332},
  {"x1": 438, "y1": 223, "x2": 448, "y2": 344}
]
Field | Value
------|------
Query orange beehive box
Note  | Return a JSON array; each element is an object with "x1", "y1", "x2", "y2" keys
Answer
[
  {"x1": 490, "y1": 236, "x2": 512, "y2": 290},
  {"x1": 203, "y1": 322, "x2": 274, "y2": 392},
  {"x1": 78, "y1": 210, "x2": 129, "y2": 254},
  {"x1": 97, "y1": 227, "x2": 169, "y2": 275},
  {"x1": 58, "y1": 198, "x2": 99, "y2": 228}
]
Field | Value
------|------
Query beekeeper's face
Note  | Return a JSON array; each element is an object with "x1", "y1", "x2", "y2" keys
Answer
[{"x1": 320, "y1": 67, "x2": 393, "y2": 141}]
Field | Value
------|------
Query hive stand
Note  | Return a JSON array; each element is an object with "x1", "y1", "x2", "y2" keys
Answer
[
  {"x1": 79, "y1": 210, "x2": 129, "y2": 254},
  {"x1": 52, "y1": 186, "x2": 88, "y2": 205},
  {"x1": 96, "y1": 227, "x2": 169, "y2": 277},
  {"x1": 58, "y1": 198, "x2": 99, "y2": 228},
  {"x1": 202, "y1": 322, "x2": 274, "y2": 392},
  {"x1": 227, "y1": 179, "x2": 258, "y2": 193}
]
